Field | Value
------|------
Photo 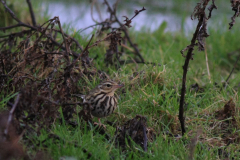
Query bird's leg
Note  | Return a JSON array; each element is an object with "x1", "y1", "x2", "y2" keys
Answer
[{"x1": 94, "y1": 118, "x2": 106, "y2": 129}]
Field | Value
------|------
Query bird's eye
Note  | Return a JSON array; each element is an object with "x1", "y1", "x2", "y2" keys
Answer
[{"x1": 106, "y1": 84, "x2": 111, "y2": 87}]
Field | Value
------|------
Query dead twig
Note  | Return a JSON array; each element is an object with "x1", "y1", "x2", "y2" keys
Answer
[
  {"x1": 207, "y1": 0, "x2": 217, "y2": 19},
  {"x1": 26, "y1": 0, "x2": 36, "y2": 26},
  {"x1": 4, "y1": 93, "x2": 21, "y2": 140},
  {"x1": 79, "y1": 22, "x2": 110, "y2": 33},
  {"x1": 103, "y1": 0, "x2": 145, "y2": 63},
  {"x1": 226, "y1": 52, "x2": 240, "y2": 83},
  {"x1": 229, "y1": 0, "x2": 240, "y2": 29},
  {"x1": 179, "y1": 0, "x2": 214, "y2": 136},
  {"x1": 56, "y1": 17, "x2": 70, "y2": 64},
  {"x1": 0, "y1": 0, "x2": 21, "y2": 23},
  {"x1": 0, "y1": 1, "x2": 82, "y2": 58},
  {"x1": 123, "y1": 7, "x2": 146, "y2": 28}
]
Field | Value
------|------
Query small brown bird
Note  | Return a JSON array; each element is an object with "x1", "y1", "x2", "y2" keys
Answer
[{"x1": 82, "y1": 80, "x2": 124, "y2": 126}]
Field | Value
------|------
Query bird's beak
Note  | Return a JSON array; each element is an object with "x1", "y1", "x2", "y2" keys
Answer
[{"x1": 114, "y1": 84, "x2": 124, "y2": 89}]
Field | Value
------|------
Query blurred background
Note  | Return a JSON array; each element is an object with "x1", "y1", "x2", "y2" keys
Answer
[
  {"x1": 41, "y1": 0, "x2": 234, "y2": 34},
  {"x1": 0, "y1": 0, "x2": 235, "y2": 35},
  {"x1": 1, "y1": 0, "x2": 239, "y2": 77}
]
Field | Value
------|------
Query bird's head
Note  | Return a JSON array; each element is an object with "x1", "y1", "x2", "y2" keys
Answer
[{"x1": 98, "y1": 80, "x2": 124, "y2": 96}]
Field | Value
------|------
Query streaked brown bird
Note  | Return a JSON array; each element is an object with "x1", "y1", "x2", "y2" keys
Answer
[{"x1": 82, "y1": 80, "x2": 124, "y2": 126}]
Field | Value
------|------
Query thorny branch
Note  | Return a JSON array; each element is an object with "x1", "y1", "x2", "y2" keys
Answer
[
  {"x1": 229, "y1": 0, "x2": 240, "y2": 29},
  {"x1": 0, "y1": 0, "x2": 102, "y2": 138},
  {"x1": 0, "y1": 0, "x2": 157, "y2": 157},
  {"x1": 207, "y1": 0, "x2": 217, "y2": 19},
  {"x1": 103, "y1": 0, "x2": 145, "y2": 63},
  {"x1": 123, "y1": 7, "x2": 146, "y2": 28},
  {"x1": 179, "y1": 0, "x2": 214, "y2": 136},
  {"x1": 0, "y1": 1, "x2": 83, "y2": 57}
]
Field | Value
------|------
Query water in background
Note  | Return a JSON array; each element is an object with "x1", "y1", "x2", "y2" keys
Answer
[{"x1": 41, "y1": 0, "x2": 233, "y2": 34}]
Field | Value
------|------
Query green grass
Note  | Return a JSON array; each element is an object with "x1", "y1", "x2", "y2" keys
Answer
[
  {"x1": 1, "y1": 1, "x2": 240, "y2": 159},
  {"x1": 22, "y1": 17, "x2": 240, "y2": 159}
]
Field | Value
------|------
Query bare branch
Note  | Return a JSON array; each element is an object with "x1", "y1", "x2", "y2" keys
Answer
[
  {"x1": 4, "y1": 93, "x2": 21, "y2": 140},
  {"x1": 26, "y1": 0, "x2": 37, "y2": 26},
  {"x1": 229, "y1": 0, "x2": 240, "y2": 29},
  {"x1": 0, "y1": 0, "x2": 21, "y2": 23},
  {"x1": 179, "y1": 0, "x2": 214, "y2": 136},
  {"x1": 226, "y1": 52, "x2": 240, "y2": 83},
  {"x1": 103, "y1": 0, "x2": 145, "y2": 63}
]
